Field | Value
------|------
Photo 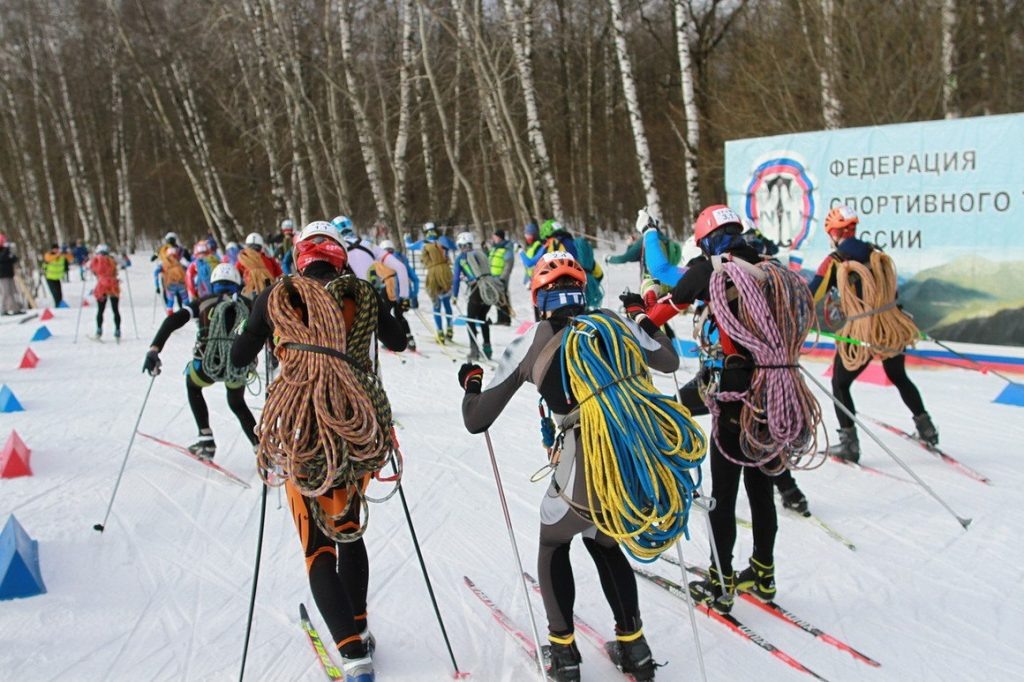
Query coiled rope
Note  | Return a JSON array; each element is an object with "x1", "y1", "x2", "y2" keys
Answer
[
  {"x1": 836, "y1": 250, "x2": 920, "y2": 371},
  {"x1": 476, "y1": 275, "x2": 508, "y2": 309},
  {"x1": 239, "y1": 248, "x2": 273, "y2": 295},
  {"x1": 201, "y1": 298, "x2": 254, "y2": 386},
  {"x1": 707, "y1": 261, "x2": 824, "y2": 472},
  {"x1": 257, "y1": 275, "x2": 394, "y2": 542},
  {"x1": 561, "y1": 313, "x2": 706, "y2": 562}
]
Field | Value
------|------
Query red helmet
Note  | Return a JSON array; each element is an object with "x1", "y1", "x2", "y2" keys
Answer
[
  {"x1": 193, "y1": 241, "x2": 210, "y2": 257},
  {"x1": 693, "y1": 205, "x2": 743, "y2": 245},
  {"x1": 0, "y1": 233, "x2": 7, "y2": 247},
  {"x1": 824, "y1": 205, "x2": 858, "y2": 237},
  {"x1": 530, "y1": 252, "x2": 586, "y2": 305}
]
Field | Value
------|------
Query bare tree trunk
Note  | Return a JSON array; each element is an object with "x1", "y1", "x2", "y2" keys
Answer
[
  {"x1": 607, "y1": 0, "x2": 661, "y2": 218},
  {"x1": 415, "y1": 63, "x2": 439, "y2": 220},
  {"x1": 941, "y1": 0, "x2": 960, "y2": 118},
  {"x1": 2, "y1": 87, "x2": 47, "y2": 246},
  {"x1": 804, "y1": 0, "x2": 843, "y2": 129},
  {"x1": 502, "y1": 0, "x2": 563, "y2": 222},
  {"x1": 111, "y1": 69, "x2": 134, "y2": 250},
  {"x1": 447, "y1": 37, "x2": 463, "y2": 220},
  {"x1": 392, "y1": 0, "x2": 415, "y2": 234},
  {"x1": 672, "y1": 0, "x2": 701, "y2": 223},
  {"x1": 29, "y1": 40, "x2": 63, "y2": 244}
]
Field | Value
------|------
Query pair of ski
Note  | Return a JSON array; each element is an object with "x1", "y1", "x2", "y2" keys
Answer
[
  {"x1": 738, "y1": 509, "x2": 857, "y2": 552},
  {"x1": 634, "y1": 563, "x2": 878, "y2": 681},
  {"x1": 864, "y1": 415, "x2": 991, "y2": 485},
  {"x1": 136, "y1": 431, "x2": 250, "y2": 488},
  {"x1": 464, "y1": 575, "x2": 643, "y2": 681}
]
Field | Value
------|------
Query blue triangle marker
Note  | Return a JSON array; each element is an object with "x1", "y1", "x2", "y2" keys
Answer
[
  {"x1": 0, "y1": 516, "x2": 47, "y2": 600},
  {"x1": 993, "y1": 382, "x2": 1024, "y2": 408},
  {"x1": 0, "y1": 385, "x2": 24, "y2": 413},
  {"x1": 56, "y1": 300, "x2": 69, "y2": 309},
  {"x1": 30, "y1": 326, "x2": 52, "y2": 342}
]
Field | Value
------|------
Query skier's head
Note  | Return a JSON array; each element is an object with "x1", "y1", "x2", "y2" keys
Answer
[
  {"x1": 824, "y1": 205, "x2": 858, "y2": 243},
  {"x1": 95, "y1": 243, "x2": 110, "y2": 255},
  {"x1": 492, "y1": 229, "x2": 507, "y2": 245},
  {"x1": 164, "y1": 232, "x2": 178, "y2": 246},
  {"x1": 193, "y1": 240, "x2": 210, "y2": 257},
  {"x1": 540, "y1": 219, "x2": 560, "y2": 240},
  {"x1": 741, "y1": 217, "x2": 779, "y2": 259},
  {"x1": 524, "y1": 222, "x2": 539, "y2": 244},
  {"x1": 0, "y1": 234, "x2": 7, "y2": 248},
  {"x1": 423, "y1": 221, "x2": 438, "y2": 241},
  {"x1": 211, "y1": 263, "x2": 243, "y2": 295},
  {"x1": 245, "y1": 232, "x2": 264, "y2": 252},
  {"x1": 280, "y1": 219, "x2": 295, "y2": 236},
  {"x1": 530, "y1": 251, "x2": 587, "y2": 315},
  {"x1": 379, "y1": 239, "x2": 396, "y2": 253},
  {"x1": 693, "y1": 204, "x2": 744, "y2": 256},
  {"x1": 456, "y1": 231, "x2": 474, "y2": 251},
  {"x1": 331, "y1": 215, "x2": 354, "y2": 237},
  {"x1": 295, "y1": 221, "x2": 348, "y2": 274}
]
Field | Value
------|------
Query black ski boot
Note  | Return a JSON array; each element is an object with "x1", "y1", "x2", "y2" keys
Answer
[
  {"x1": 780, "y1": 485, "x2": 809, "y2": 515},
  {"x1": 689, "y1": 566, "x2": 735, "y2": 614},
  {"x1": 827, "y1": 427, "x2": 860, "y2": 463},
  {"x1": 444, "y1": 327, "x2": 454, "y2": 342},
  {"x1": 609, "y1": 629, "x2": 656, "y2": 681},
  {"x1": 188, "y1": 429, "x2": 216, "y2": 460},
  {"x1": 913, "y1": 412, "x2": 939, "y2": 447},
  {"x1": 544, "y1": 634, "x2": 581, "y2": 682},
  {"x1": 406, "y1": 334, "x2": 417, "y2": 351},
  {"x1": 736, "y1": 557, "x2": 776, "y2": 602}
]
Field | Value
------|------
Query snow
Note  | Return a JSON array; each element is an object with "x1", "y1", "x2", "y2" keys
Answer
[{"x1": 2, "y1": 248, "x2": 1023, "y2": 682}]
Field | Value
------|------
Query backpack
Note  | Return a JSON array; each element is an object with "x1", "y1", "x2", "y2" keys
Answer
[
  {"x1": 194, "y1": 256, "x2": 214, "y2": 298},
  {"x1": 239, "y1": 248, "x2": 273, "y2": 295},
  {"x1": 159, "y1": 246, "x2": 186, "y2": 286},
  {"x1": 573, "y1": 237, "x2": 605, "y2": 308}
]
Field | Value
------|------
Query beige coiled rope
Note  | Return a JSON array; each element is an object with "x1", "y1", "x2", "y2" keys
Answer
[
  {"x1": 257, "y1": 275, "x2": 394, "y2": 541},
  {"x1": 836, "y1": 250, "x2": 920, "y2": 370}
]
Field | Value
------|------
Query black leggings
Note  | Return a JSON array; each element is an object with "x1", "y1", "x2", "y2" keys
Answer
[
  {"x1": 46, "y1": 278, "x2": 62, "y2": 306},
  {"x1": 185, "y1": 372, "x2": 257, "y2": 444},
  {"x1": 830, "y1": 352, "x2": 926, "y2": 428},
  {"x1": 466, "y1": 287, "x2": 491, "y2": 347},
  {"x1": 96, "y1": 296, "x2": 121, "y2": 332}
]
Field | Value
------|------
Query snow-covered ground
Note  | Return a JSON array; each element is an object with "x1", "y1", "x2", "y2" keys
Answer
[{"x1": 2, "y1": 245, "x2": 1023, "y2": 681}]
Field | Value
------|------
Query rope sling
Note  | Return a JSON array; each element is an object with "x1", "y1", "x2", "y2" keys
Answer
[
  {"x1": 706, "y1": 260, "x2": 824, "y2": 473},
  {"x1": 560, "y1": 313, "x2": 706, "y2": 562},
  {"x1": 835, "y1": 249, "x2": 920, "y2": 370},
  {"x1": 201, "y1": 298, "x2": 255, "y2": 386},
  {"x1": 257, "y1": 275, "x2": 394, "y2": 542}
]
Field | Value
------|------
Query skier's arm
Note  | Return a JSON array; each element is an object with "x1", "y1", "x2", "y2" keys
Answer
[
  {"x1": 148, "y1": 304, "x2": 196, "y2": 351},
  {"x1": 645, "y1": 260, "x2": 713, "y2": 326},
  {"x1": 231, "y1": 288, "x2": 273, "y2": 367},
  {"x1": 606, "y1": 239, "x2": 642, "y2": 264},
  {"x1": 461, "y1": 325, "x2": 547, "y2": 433},
  {"x1": 376, "y1": 294, "x2": 408, "y2": 351},
  {"x1": 642, "y1": 230, "x2": 685, "y2": 287},
  {"x1": 501, "y1": 249, "x2": 513, "y2": 281},
  {"x1": 808, "y1": 254, "x2": 839, "y2": 303}
]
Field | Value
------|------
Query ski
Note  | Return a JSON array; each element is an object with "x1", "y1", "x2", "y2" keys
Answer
[
  {"x1": 463, "y1": 576, "x2": 551, "y2": 679},
  {"x1": 521, "y1": 572, "x2": 641, "y2": 681},
  {"x1": 864, "y1": 415, "x2": 991, "y2": 485},
  {"x1": 632, "y1": 566, "x2": 830, "y2": 681},
  {"x1": 737, "y1": 512, "x2": 856, "y2": 552},
  {"x1": 662, "y1": 558, "x2": 880, "y2": 667},
  {"x1": 136, "y1": 431, "x2": 251, "y2": 488},
  {"x1": 825, "y1": 453, "x2": 909, "y2": 482},
  {"x1": 299, "y1": 603, "x2": 345, "y2": 681}
]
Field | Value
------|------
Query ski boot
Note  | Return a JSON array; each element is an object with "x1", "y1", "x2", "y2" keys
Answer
[
  {"x1": 406, "y1": 334, "x2": 417, "y2": 351},
  {"x1": 608, "y1": 629, "x2": 657, "y2": 681},
  {"x1": 689, "y1": 566, "x2": 735, "y2": 614},
  {"x1": 445, "y1": 327, "x2": 454, "y2": 342},
  {"x1": 187, "y1": 429, "x2": 216, "y2": 460},
  {"x1": 827, "y1": 427, "x2": 860, "y2": 463},
  {"x1": 483, "y1": 343, "x2": 493, "y2": 360},
  {"x1": 435, "y1": 330, "x2": 446, "y2": 345},
  {"x1": 467, "y1": 341, "x2": 482, "y2": 362},
  {"x1": 93, "y1": 326, "x2": 102, "y2": 340},
  {"x1": 736, "y1": 557, "x2": 776, "y2": 602},
  {"x1": 339, "y1": 652, "x2": 374, "y2": 682},
  {"x1": 913, "y1": 412, "x2": 939, "y2": 447},
  {"x1": 114, "y1": 327, "x2": 122, "y2": 343},
  {"x1": 779, "y1": 485, "x2": 809, "y2": 515},
  {"x1": 544, "y1": 633, "x2": 581, "y2": 682}
]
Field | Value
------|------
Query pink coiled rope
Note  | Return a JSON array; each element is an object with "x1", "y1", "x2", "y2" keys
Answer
[{"x1": 705, "y1": 261, "x2": 825, "y2": 472}]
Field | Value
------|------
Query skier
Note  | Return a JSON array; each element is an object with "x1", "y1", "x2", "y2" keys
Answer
[
  {"x1": 406, "y1": 221, "x2": 457, "y2": 255},
  {"x1": 451, "y1": 232, "x2": 494, "y2": 360},
  {"x1": 237, "y1": 232, "x2": 282, "y2": 295},
  {"x1": 487, "y1": 229, "x2": 514, "y2": 325},
  {"x1": 141, "y1": 263, "x2": 258, "y2": 459},
  {"x1": 539, "y1": 219, "x2": 578, "y2": 258},
  {"x1": 186, "y1": 240, "x2": 220, "y2": 300},
  {"x1": 460, "y1": 252, "x2": 680, "y2": 681},
  {"x1": 0, "y1": 234, "x2": 25, "y2": 315},
  {"x1": 72, "y1": 239, "x2": 89, "y2": 281},
  {"x1": 419, "y1": 228, "x2": 455, "y2": 343},
  {"x1": 371, "y1": 239, "x2": 416, "y2": 350},
  {"x1": 643, "y1": 205, "x2": 786, "y2": 613},
  {"x1": 810, "y1": 205, "x2": 938, "y2": 461},
  {"x1": 152, "y1": 232, "x2": 190, "y2": 314},
  {"x1": 278, "y1": 220, "x2": 297, "y2": 274},
  {"x1": 42, "y1": 243, "x2": 71, "y2": 307},
  {"x1": 334, "y1": 215, "x2": 378, "y2": 281},
  {"x1": 231, "y1": 220, "x2": 408, "y2": 682},
  {"x1": 88, "y1": 244, "x2": 122, "y2": 340}
]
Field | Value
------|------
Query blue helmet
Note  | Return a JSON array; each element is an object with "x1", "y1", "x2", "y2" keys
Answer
[{"x1": 331, "y1": 215, "x2": 354, "y2": 235}]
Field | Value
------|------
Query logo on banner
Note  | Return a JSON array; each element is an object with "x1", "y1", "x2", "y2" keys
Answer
[{"x1": 744, "y1": 152, "x2": 817, "y2": 249}]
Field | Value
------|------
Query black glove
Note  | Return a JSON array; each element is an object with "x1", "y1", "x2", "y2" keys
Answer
[
  {"x1": 399, "y1": 298, "x2": 411, "y2": 313},
  {"x1": 458, "y1": 362, "x2": 484, "y2": 393},
  {"x1": 142, "y1": 349, "x2": 162, "y2": 376},
  {"x1": 619, "y1": 292, "x2": 646, "y2": 320},
  {"x1": 155, "y1": 285, "x2": 161, "y2": 295}
]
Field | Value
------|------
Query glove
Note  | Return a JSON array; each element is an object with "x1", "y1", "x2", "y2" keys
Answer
[
  {"x1": 619, "y1": 292, "x2": 646, "y2": 320},
  {"x1": 399, "y1": 298, "x2": 411, "y2": 313},
  {"x1": 458, "y1": 362, "x2": 484, "y2": 393},
  {"x1": 142, "y1": 349, "x2": 162, "y2": 376},
  {"x1": 155, "y1": 285, "x2": 161, "y2": 295},
  {"x1": 409, "y1": 297, "x2": 419, "y2": 310},
  {"x1": 603, "y1": 254, "x2": 611, "y2": 264},
  {"x1": 635, "y1": 208, "x2": 659, "y2": 234}
]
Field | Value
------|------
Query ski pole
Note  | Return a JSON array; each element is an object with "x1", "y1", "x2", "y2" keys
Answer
[
  {"x1": 93, "y1": 373, "x2": 157, "y2": 532},
  {"x1": 482, "y1": 430, "x2": 546, "y2": 680},
  {"x1": 151, "y1": 289, "x2": 159, "y2": 327},
  {"x1": 123, "y1": 260, "x2": 140, "y2": 339},
  {"x1": 72, "y1": 278, "x2": 87, "y2": 343},
  {"x1": 673, "y1": 542, "x2": 709, "y2": 682},
  {"x1": 390, "y1": 429, "x2": 469, "y2": 679},
  {"x1": 452, "y1": 300, "x2": 488, "y2": 356},
  {"x1": 811, "y1": 328, "x2": 982, "y2": 372},
  {"x1": 920, "y1": 332, "x2": 1020, "y2": 385},
  {"x1": 799, "y1": 365, "x2": 971, "y2": 530}
]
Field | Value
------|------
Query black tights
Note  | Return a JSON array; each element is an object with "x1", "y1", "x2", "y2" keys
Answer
[
  {"x1": 309, "y1": 538, "x2": 369, "y2": 656},
  {"x1": 96, "y1": 296, "x2": 121, "y2": 332},
  {"x1": 185, "y1": 374, "x2": 257, "y2": 444},
  {"x1": 831, "y1": 353, "x2": 926, "y2": 428},
  {"x1": 466, "y1": 288, "x2": 491, "y2": 348}
]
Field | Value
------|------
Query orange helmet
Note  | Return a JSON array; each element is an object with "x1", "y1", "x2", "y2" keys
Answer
[
  {"x1": 824, "y1": 205, "x2": 858, "y2": 237},
  {"x1": 693, "y1": 205, "x2": 743, "y2": 245},
  {"x1": 530, "y1": 251, "x2": 587, "y2": 305}
]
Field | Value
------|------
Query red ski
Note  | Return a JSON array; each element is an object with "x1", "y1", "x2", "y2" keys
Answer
[
  {"x1": 864, "y1": 415, "x2": 991, "y2": 485},
  {"x1": 137, "y1": 431, "x2": 251, "y2": 488}
]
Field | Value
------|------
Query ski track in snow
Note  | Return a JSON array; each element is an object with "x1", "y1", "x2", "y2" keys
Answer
[{"x1": 2, "y1": 250, "x2": 1023, "y2": 681}]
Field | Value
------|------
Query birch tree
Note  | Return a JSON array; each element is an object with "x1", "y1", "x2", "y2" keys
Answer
[
  {"x1": 671, "y1": 0, "x2": 701, "y2": 220},
  {"x1": 941, "y1": 0, "x2": 959, "y2": 119},
  {"x1": 392, "y1": 0, "x2": 415, "y2": 233}
]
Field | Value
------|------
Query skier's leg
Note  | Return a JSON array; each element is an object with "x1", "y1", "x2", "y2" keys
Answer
[
  {"x1": 185, "y1": 365, "x2": 212, "y2": 433},
  {"x1": 582, "y1": 534, "x2": 641, "y2": 633},
  {"x1": 881, "y1": 354, "x2": 926, "y2": 416},
  {"x1": 743, "y1": 464, "x2": 778, "y2": 567},
  {"x1": 95, "y1": 296, "x2": 106, "y2": 334},
  {"x1": 225, "y1": 383, "x2": 257, "y2": 445},
  {"x1": 110, "y1": 296, "x2": 122, "y2": 334},
  {"x1": 831, "y1": 353, "x2": 869, "y2": 428}
]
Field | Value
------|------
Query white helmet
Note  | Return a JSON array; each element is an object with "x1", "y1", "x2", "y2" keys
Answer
[
  {"x1": 423, "y1": 221, "x2": 436, "y2": 233},
  {"x1": 331, "y1": 215, "x2": 354, "y2": 233},
  {"x1": 456, "y1": 231, "x2": 474, "y2": 247},
  {"x1": 164, "y1": 232, "x2": 178, "y2": 244},
  {"x1": 280, "y1": 219, "x2": 295, "y2": 231},
  {"x1": 211, "y1": 263, "x2": 242, "y2": 286},
  {"x1": 245, "y1": 232, "x2": 264, "y2": 247},
  {"x1": 379, "y1": 239, "x2": 395, "y2": 251},
  {"x1": 297, "y1": 220, "x2": 344, "y2": 245},
  {"x1": 96, "y1": 243, "x2": 110, "y2": 254}
]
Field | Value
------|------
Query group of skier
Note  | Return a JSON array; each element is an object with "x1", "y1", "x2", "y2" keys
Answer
[{"x1": 117, "y1": 200, "x2": 937, "y2": 682}]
